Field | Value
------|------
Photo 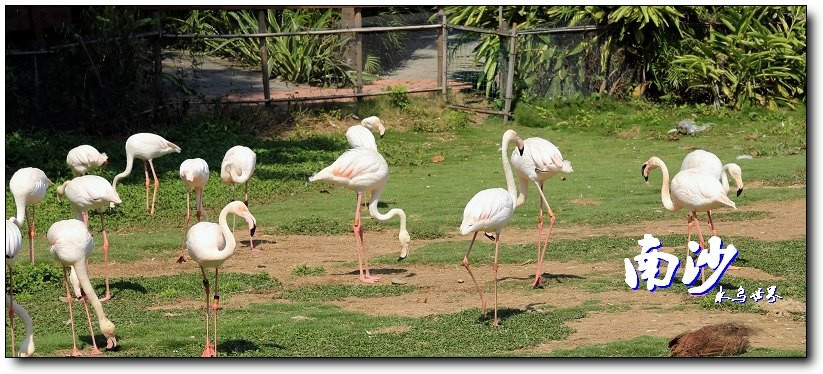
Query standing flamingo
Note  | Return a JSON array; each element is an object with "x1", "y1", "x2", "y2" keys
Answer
[
  {"x1": 308, "y1": 146, "x2": 410, "y2": 284},
  {"x1": 56, "y1": 175, "x2": 122, "y2": 302},
  {"x1": 5, "y1": 294, "x2": 35, "y2": 357},
  {"x1": 220, "y1": 146, "x2": 257, "y2": 250},
  {"x1": 47, "y1": 219, "x2": 117, "y2": 356},
  {"x1": 511, "y1": 136, "x2": 573, "y2": 288},
  {"x1": 178, "y1": 158, "x2": 210, "y2": 263},
  {"x1": 642, "y1": 156, "x2": 737, "y2": 267},
  {"x1": 459, "y1": 129, "x2": 524, "y2": 327},
  {"x1": 186, "y1": 201, "x2": 257, "y2": 357},
  {"x1": 346, "y1": 125, "x2": 379, "y2": 151},
  {"x1": 9, "y1": 167, "x2": 53, "y2": 263},
  {"x1": 111, "y1": 133, "x2": 181, "y2": 215},
  {"x1": 681, "y1": 149, "x2": 744, "y2": 235},
  {"x1": 6, "y1": 219, "x2": 23, "y2": 354},
  {"x1": 66, "y1": 145, "x2": 109, "y2": 176}
]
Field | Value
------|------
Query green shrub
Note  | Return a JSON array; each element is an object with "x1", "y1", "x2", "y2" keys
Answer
[{"x1": 387, "y1": 85, "x2": 411, "y2": 110}]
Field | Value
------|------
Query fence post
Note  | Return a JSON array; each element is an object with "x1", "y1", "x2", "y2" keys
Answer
[
  {"x1": 503, "y1": 23, "x2": 517, "y2": 124},
  {"x1": 439, "y1": 7, "x2": 448, "y2": 99},
  {"x1": 497, "y1": 6, "x2": 507, "y2": 102},
  {"x1": 354, "y1": 7, "x2": 363, "y2": 101},
  {"x1": 258, "y1": 9, "x2": 271, "y2": 106}
]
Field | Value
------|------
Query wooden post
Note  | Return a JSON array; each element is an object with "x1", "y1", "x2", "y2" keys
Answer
[
  {"x1": 258, "y1": 9, "x2": 271, "y2": 106},
  {"x1": 497, "y1": 6, "x2": 507, "y2": 100},
  {"x1": 439, "y1": 7, "x2": 448, "y2": 99},
  {"x1": 436, "y1": 6, "x2": 444, "y2": 90},
  {"x1": 354, "y1": 8, "x2": 363, "y2": 100},
  {"x1": 341, "y1": 7, "x2": 355, "y2": 66},
  {"x1": 503, "y1": 24, "x2": 517, "y2": 124}
]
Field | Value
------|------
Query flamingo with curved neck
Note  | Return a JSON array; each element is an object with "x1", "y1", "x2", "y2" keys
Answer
[
  {"x1": 186, "y1": 201, "x2": 257, "y2": 357},
  {"x1": 5, "y1": 294, "x2": 35, "y2": 357}
]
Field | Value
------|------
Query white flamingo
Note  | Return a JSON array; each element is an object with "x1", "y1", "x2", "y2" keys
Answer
[
  {"x1": 460, "y1": 129, "x2": 524, "y2": 327},
  {"x1": 9, "y1": 167, "x2": 53, "y2": 264},
  {"x1": 111, "y1": 133, "x2": 181, "y2": 215},
  {"x1": 308, "y1": 146, "x2": 410, "y2": 284},
  {"x1": 56, "y1": 175, "x2": 122, "y2": 302},
  {"x1": 642, "y1": 156, "x2": 737, "y2": 262},
  {"x1": 681, "y1": 149, "x2": 744, "y2": 235},
  {"x1": 178, "y1": 158, "x2": 210, "y2": 263},
  {"x1": 48, "y1": 219, "x2": 117, "y2": 356},
  {"x1": 220, "y1": 146, "x2": 257, "y2": 250},
  {"x1": 5, "y1": 294, "x2": 34, "y2": 357},
  {"x1": 186, "y1": 201, "x2": 257, "y2": 357},
  {"x1": 6, "y1": 219, "x2": 24, "y2": 354},
  {"x1": 66, "y1": 145, "x2": 109, "y2": 176},
  {"x1": 511, "y1": 136, "x2": 573, "y2": 288},
  {"x1": 346, "y1": 125, "x2": 379, "y2": 152}
]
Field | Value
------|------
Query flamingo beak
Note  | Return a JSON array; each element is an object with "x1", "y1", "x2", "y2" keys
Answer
[
  {"x1": 737, "y1": 188, "x2": 743, "y2": 197},
  {"x1": 641, "y1": 164, "x2": 649, "y2": 182},
  {"x1": 106, "y1": 336, "x2": 118, "y2": 350}
]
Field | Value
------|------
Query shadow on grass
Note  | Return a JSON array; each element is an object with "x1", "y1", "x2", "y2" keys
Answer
[
  {"x1": 339, "y1": 268, "x2": 409, "y2": 276},
  {"x1": 103, "y1": 280, "x2": 148, "y2": 296},
  {"x1": 499, "y1": 273, "x2": 584, "y2": 283},
  {"x1": 219, "y1": 339, "x2": 271, "y2": 354}
]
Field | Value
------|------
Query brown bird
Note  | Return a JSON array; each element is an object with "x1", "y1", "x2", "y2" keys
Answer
[{"x1": 669, "y1": 322, "x2": 752, "y2": 357}]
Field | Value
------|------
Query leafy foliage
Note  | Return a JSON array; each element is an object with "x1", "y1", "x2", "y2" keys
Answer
[{"x1": 387, "y1": 85, "x2": 411, "y2": 109}]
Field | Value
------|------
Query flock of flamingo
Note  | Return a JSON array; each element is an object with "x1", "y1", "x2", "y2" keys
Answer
[{"x1": 4, "y1": 114, "x2": 744, "y2": 356}]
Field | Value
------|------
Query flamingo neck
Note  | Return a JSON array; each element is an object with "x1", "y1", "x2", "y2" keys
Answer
[
  {"x1": 501, "y1": 133, "x2": 518, "y2": 202},
  {"x1": 6, "y1": 294, "x2": 34, "y2": 356},
  {"x1": 720, "y1": 166, "x2": 730, "y2": 194},
  {"x1": 657, "y1": 161, "x2": 676, "y2": 211},
  {"x1": 72, "y1": 260, "x2": 111, "y2": 331},
  {"x1": 367, "y1": 189, "x2": 407, "y2": 229},
  {"x1": 112, "y1": 152, "x2": 134, "y2": 190},
  {"x1": 13, "y1": 198, "x2": 26, "y2": 227},
  {"x1": 515, "y1": 175, "x2": 529, "y2": 208},
  {"x1": 196, "y1": 187, "x2": 205, "y2": 218},
  {"x1": 217, "y1": 204, "x2": 238, "y2": 258}
]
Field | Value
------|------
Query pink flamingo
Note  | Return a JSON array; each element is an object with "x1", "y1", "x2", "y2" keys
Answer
[
  {"x1": 9, "y1": 167, "x2": 53, "y2": 263},
  {"x1": 680, "y1": 149, "x2": 744, "y2": 236},
  {"x1": 308, "y1": 146, "x2": 410, "y2": 284},
  {"x1": 111, "y1": 133, "x2": 181, "y2": 215},
  {"x1": 178, "y1": 158, "x2": 210, "y2": 263},
  {"x1": 66, "y1": 145, "x2": 109, "y2": 177},
  {"x1": 459, "y1": 129, "x2": 524, "y2": 326}
]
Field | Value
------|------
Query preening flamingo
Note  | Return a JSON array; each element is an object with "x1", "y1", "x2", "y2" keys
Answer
[
  {"x1": 9, "y1": 167, "x2": 53, "y2": 263},
  {"x1": 48, "y1": 219, "x2": 117, "y2": 356},
  {"x1": 511, "y1": 136, "x2": 573, "y2": 288},
  {"x1": 308, "y1": 147, "x2": 410, "y2": 284},
  {"x1": 642, "y1": 156, "x2": 737, "y2": 264},
  {"x1": 681, "y1": 149, "x2": 744, "y2": 235},
  {"x1": 221, "y1": 146, "x2": 257, "y2": 250},
  {"x1": 459, "y1": 129, "x2": 524, "y2": 327},
  {"x1": 346, "y1": 125, "x2": 379, "y2": 151},
  {"x1": 5, "y1": 294, "x2": 34, "y2": 357},
  {"x1": 67, "y1": 145, "x2": 109, "y2": 176},
  {"x1": 111, "y1": 133, "x2": 181, "y2": 215},
  {"x1": 178, "y1": 158, "x2": 210, "y2": 263},
  {"x1": 186, "y1": 201, "x2": 257, "y2": 357},
  {"x1": 360, "y1": 116, "x2": 386, "y2": 138},
  {"x1": 6, "y1": 219, "x2": 23, "y2": 354}
]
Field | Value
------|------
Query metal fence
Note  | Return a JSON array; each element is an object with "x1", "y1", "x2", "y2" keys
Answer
[{"x1": 6, "y1": 7, "x2": 610, "y2": 126}]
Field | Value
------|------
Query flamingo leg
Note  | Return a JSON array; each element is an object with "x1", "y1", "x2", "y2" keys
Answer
[
  {"x1": 232, "y1": 185, "x2": 237, "y2": 233},
  {"x1": 8, "y1": 265, "x2": 16, "y2": 355},
  {"x1": 83, "y1": 211, "x2": 89, "y2": 227},
  {"x1": 533, "y1": 181, "x2": 556, "y2": 288},
  {"x1": 63, "y1": 267, "x2": 82, "y2": 356},
  {"x1": 27, "y1": 205, "x2": 35, "y2": 264},
  {"x1": 244, "y1": 181, "x2": 249, "y2": 207},
  {"x1": 687, "y1": 213, "x2": 693, "y2": 258},
  {"x1": 353, "y1": 193, "x2": 377, "y2": 284},
  {"x1": 99, "y1": 214, "x2": 112, "y2": 302},
  {"x1": 196, "y1": 187, "x2": 204, "y2": 222},
  {"x1": 690, "y1": 212, "x2": 707, "y2": 283},
  {"x1": 492, "y1": 232, "x2": 501, "y2": 327},
  {"x1": 178, "y1": 191, "x2": 190, "y2": 264},
  {"x1": 200, "y1": 267, "x2": 215, "y2": 357},
  {"x1": 148, "y1": 159, "x2": 159, "y2": 216},
  {"x1": 212, "y1": 268, "x2": 220, "y2": 357},
  {"x1": 707, "y1": 210, "x2": 718, "y2": 237},
  {"x1": 462, "y1": 232, "x2": 487, "y2": 318},
  {"x1": 144, "y1": 160, "x2": 150, "y2": 212},
  {"x1": 80, "y1": 292, "x2": 102, "y2": 355}
]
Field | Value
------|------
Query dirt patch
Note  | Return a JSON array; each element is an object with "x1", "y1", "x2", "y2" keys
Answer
[
  {"x1": 368, "y1": 325, "x2": 412, "y2": 334},
  {"x1": 616, "y1": 127, "x2": 642, "y2": 139},
  {"x1": 148, "y1": 291, "x2": 279, "y2": 311},
  {"x1": 570, "y1": 198, "x2": 601, "y2": 206},
  {"x1": 525, "y1": 306, "x2": 806, "y2": 354}
]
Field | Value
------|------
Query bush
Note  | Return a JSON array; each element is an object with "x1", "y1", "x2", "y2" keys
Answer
[
  {"x1": 9, "y1": 263, "x2": 64, "y2": 298},
  {"x1": 387, "y1": 85, "x2": 411, "y2": 110}
]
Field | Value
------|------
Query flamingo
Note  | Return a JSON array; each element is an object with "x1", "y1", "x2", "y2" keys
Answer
[
  {"x1": 346, "y1": 125, "x2": 379, "y2": 152},
  {"x1": 6, "y1": 219, "x2": 23, "y2": 354},
  {"x1": 111, "y1": 133, "x2": 181, "y2": 215},
  {"x1": 220, "y1": 146, "x2": 257, "y2": 250},
  {"x1": 360, "y1": 116, "x2": 386, "y2": 138},
  {"x1": 178, "y1": 158, "x2": 210, "y2": 263},
  {"x1": 681, "y1": 149, "x2": 744, "y2": 235},
  {"x1": 5, "y1": 294, "x2": 34, "y2": 357},
  {"x1": 511, "y1": 136, "x2": 574, "y2": 288},
  {"x1": 9, "y1": 167, "x2": 53, "y2": 263},
  {"x1": 460, "y1": 129, "x2": 524, "y2": 327},
  {"x1": 66, "y1": 145, "x2": 109, "y2": 177},
  {"x1": 47, "y1": 219, "x2": 117, "y2": 356},
  {"x1": 186, "y1": 201, "x2": 257, "y2": 357},
  {"x1": 308, "y1": 147, "x2": 410, "y2": 284},
  {"x1": 641, "y1": 156, "x2": 737, "y2": 277},
  {"x1": 56, "y1": 175, "x2": 122, "y2": 302}
]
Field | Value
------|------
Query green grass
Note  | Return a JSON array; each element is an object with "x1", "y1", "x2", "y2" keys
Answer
[
  {"x1": 278, "y1": 284, "x2": 417, "y2": 302},
  {"x1": 291, "y1": 264, "x2": 327, "y2": 277},
  {"x1": 544, "y1": 336, "x2": 805, "y2": 357}
]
